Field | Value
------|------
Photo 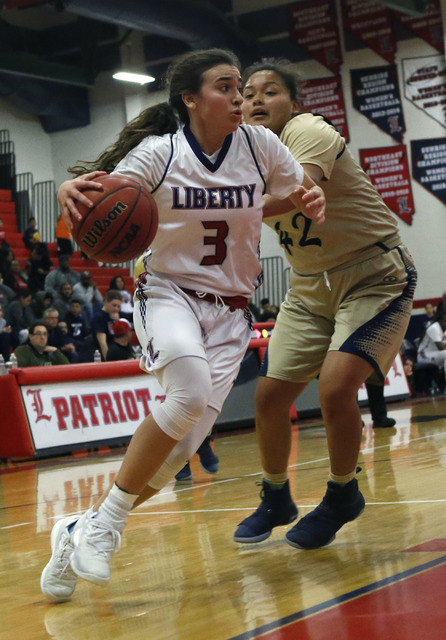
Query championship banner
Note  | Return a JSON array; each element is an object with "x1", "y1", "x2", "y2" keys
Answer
[
  {"x1": 359, "y1": 145, "x2": 414, "y2": 224},
  {"x1": 289, "y1": 0, "x2": 342, "y2": 74},
  {"x1": 393, "y1": 0, "x2": 444, "y2": 54},
  {"x1": 342, "y1": 0, "x2": 396, "y2": 63},
  {"x1": 402, "y1": 55, "x2": 446, "y2": 128},
  {"x1": 411, "y1": 138, "x2": 446, "y2": 205},
  {"x1": 300, "y1": 76, "x2": 350, "y2": 141},
  {"x1": 351, "y1": 65, "x2": 406, "y2": 142}
]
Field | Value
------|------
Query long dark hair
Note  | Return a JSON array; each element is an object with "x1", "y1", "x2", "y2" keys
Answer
[
  {"x1": 242, "y1": 57, "x2": 302, "y2": 101},
  {"x1": 69, "y1": 48, "x2": 241, "y2": 176}
]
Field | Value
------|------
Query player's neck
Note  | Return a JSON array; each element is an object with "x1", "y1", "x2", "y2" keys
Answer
[{"x1": 188, "y1": 122, "x2": 226, "y2": 156}]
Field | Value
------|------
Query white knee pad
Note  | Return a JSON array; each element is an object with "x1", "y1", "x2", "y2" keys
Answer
[
  {"x1": 151, "y1": 356, "x2": 212, "y2": 441},
  {"x1": 148, "y1": 406, "x2": 219, "y2": 490}
]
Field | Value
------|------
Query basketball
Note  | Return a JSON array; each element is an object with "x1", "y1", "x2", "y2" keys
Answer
[{"x1": 71, "y1": 174, "x2": 158, "y2": 263}]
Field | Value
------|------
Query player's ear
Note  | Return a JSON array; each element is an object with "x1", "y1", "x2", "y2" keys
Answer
[{"x1": 182, "y1": 92, "x2": 197, "y2": 110}]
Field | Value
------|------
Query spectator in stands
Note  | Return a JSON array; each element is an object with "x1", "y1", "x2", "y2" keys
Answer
[
  {"x1": 14, "y1": 320, "x2": 69, "y2": 367},
  {"x1": 3, "y1": 258, "x2": 29, "y2": 293},
  {"x1": 52, "y1": 282, "x2": 74, "y2": 321},
  {"x1": 72, "y1": 271, "x2": 103, "y2": 326},
  {"x1": 5, "y1": 288, "x2": 36, "y2": 347},
  {"x1": 64, "y1": 298, "x2": 91, "y2": 362},
  {"x1": 108, "y1": 275, "x2": 133, "y2": 324},
  {"x1": 44, "y1": 254, "x2": 80, "y2": 297},
  {"x1": 25, "y1": 243, "x2": 53, "y2": 293},
  {"x1": 0, "y1": 274, "x2": 15, "y2": 310},
  {"x1": 417, "y1": 310, "x2": 446, "y2": 393},
  {"x1": 91, "y1": 289, "x2": 122, "y2": 361},
  {"x1": 259, "y1": 299, "x2": 279, "y2": 322},
  {"x1": 0, "y1": 302, "x2": 12, "y2": 362},
  {"x1": 0, "y1": 219, "x2": 10, "y2": 253},
  {"x1": 55, "y1": 213, "x2": 73, "y2": 256},
  {"x1": 43, "y1": 307, "x2": 79, "y2": 363},
  {"x1": 106, "y1": 318, "x2": 135, "y2": 361},
  {"x1": 30, "y1": 290, "x2": 54, "y2": 320},
  {"x1": 22, "y1": 216, "x2": 41, "y2": 251}
]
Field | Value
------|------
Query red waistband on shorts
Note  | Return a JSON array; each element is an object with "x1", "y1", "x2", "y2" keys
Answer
[{"x1": 180, "y1": 287, "x2": 248, "y2": 311}]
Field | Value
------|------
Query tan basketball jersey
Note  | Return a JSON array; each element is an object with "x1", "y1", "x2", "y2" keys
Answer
[{"x1": 264, "y1": 113, "x2": 401, "y2": 275}]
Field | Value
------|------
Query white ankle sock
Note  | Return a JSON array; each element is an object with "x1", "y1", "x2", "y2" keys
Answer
[
  {"x1": 263, "y1": 471, "x2": 289, "y2": 488},
  {"x1": 328, "y1": 470, "x2": 356, "y2": 485},
  {"x1": 96, "y1": 484, "x2": 139, "y2": 533}
]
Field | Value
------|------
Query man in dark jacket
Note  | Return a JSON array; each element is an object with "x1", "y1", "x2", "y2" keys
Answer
[{"x1": 14, "y1": 320, "x2": 69, "y2": 367}]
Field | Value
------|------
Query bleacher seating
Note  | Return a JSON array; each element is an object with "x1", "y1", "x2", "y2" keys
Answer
[{"x1": 0, "y1": 188, "x2": 134, "y2": 297}]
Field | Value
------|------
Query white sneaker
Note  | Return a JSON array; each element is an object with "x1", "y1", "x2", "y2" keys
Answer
[
  {"x1": 40, "y1": 515, "x2": 79, "y2": 603},
  {"x1": 71, "y1": 511, "x2": 121, "y2": 585}
]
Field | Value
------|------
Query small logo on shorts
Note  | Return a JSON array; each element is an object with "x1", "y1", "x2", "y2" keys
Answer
[{"x1": 383, "y1": 276, "x2": 397, "y2": 283}]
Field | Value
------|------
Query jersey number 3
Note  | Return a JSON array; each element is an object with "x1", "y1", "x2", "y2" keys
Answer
[{"x1": 200, "y1": 221, "x2": 228, "y2": 265}]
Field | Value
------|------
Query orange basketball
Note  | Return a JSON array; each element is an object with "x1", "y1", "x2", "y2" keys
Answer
[{"x1": 71, "y1": 174, "x2": 158, "y2": 263}]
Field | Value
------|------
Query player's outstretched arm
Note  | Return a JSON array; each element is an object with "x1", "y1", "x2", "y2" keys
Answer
[
  {"x1": 289, "y1": 182, "x2": 325, "y2": 226},
  {"x1": 58, "y1": 171, "x2": 107, "y2": 229}
]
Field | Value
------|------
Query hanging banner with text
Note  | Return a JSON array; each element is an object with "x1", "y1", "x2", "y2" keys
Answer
[
  {"x1": 359, "y1": 145, "x2": 414, "y2": 225},
  {"x1": 402, "y1": 55, "x2": 446, "y2": 128},
  {"x1": 289, "y1": 0, "x2": 342, "y2": 74},
  {"x1": 411, "y1": 138, "x2": 446, "y2": 205},
  {"x1": 351, "y1": 65, "x2": 406, "y2": 142},
  {"x1": 342, "y1": 0, "x2": 396, "y2": 63},
  {"x1": 300, "y1": 76, "x2": 350, "y2": 141},
  {"x1": 393, "y1": 0, "x2": 444, "y2": 54}
]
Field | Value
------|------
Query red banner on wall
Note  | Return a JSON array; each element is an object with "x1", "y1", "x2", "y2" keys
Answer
[
  {"x1": 289, "y1": 0, "x2": 342, "y2": 74},
  {"x1": 300, "y1": 76, "x2": 350, "y2": 141},
  {"x1": 393, "y1": 0, "x2": 444, "y2": 54},
  {"x1": 342, "y1": 0, "x2": 396, "y2": 64},
  {"x1": 360, "y1": 145, "x2": 414, "y2": 225}
]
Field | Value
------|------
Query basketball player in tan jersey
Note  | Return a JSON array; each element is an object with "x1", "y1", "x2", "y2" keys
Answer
[{"x1": 234, "y1": 59, "x2": 417, "y2": 549}]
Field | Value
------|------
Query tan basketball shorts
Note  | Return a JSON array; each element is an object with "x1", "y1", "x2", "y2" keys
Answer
[{"x1": 261, "y1": 244, "x2": 417, "y2": 384}]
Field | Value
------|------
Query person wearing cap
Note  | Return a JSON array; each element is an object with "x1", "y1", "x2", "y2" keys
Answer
[
  {"x1": 44, "y1": 254, "x2": 80, "y2": 298},
  {"x1": 106, "y1": 318, "x2": 135, "y2": 362},
  {"x1": 72, "y1": 271, "x2": 104, "y2": 327}
]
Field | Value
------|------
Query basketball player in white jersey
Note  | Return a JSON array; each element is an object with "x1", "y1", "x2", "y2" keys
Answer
[
  {"x1": 234, "y1": 59, "x2": 417, "y2": 550},
  {"x1": 40, "y1": 48, "x2": 326, "y2": 602}
]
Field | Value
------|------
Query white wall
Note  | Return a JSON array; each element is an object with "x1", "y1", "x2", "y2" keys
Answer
[{"x1": 1, "y1": 22, "x2": 444, "y2": 302}]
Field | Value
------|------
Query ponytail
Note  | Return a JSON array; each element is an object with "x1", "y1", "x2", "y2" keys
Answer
[{"x1": 68, "y1": 102, "x2": 178, "y2": 176}]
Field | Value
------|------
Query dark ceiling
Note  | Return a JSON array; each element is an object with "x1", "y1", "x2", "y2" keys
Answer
[{"x1": 0, "y1": 0, "x2": 431, "y2": 132}]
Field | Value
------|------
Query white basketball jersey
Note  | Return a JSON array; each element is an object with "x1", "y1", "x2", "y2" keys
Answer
[{"x1": 114, "y1": 124, "x2": 303, "y2": 297}]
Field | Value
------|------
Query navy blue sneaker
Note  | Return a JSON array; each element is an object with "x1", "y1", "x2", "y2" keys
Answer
[
  {"x1": 197, "y1": 436, "x2": 219, "y2": 474},
  {"x1": 175, "y1": 462, "x2": 193, "y2": 482},
  {"x1": 234, "y1": 480, "x2": 298, "y2": 543},
  {"x1": 285, "y1": 478, "x2": 365, "y2": 550}
]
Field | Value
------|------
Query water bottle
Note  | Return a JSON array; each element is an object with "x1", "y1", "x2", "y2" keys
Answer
[
  {"x1": 0, "y1": 354, "x2": 6, "y2": 375},
  {"x1": 94, "y1": 349, "x2": 102, "y2": 363},
  {"x1": 9, "y1": 353, "x2": 18, "y2": 368}
]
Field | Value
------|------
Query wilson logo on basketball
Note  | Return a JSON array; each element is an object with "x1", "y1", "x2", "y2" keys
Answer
[{"x1": 81, "y1": 200, "x2": 128, "y2": 248}]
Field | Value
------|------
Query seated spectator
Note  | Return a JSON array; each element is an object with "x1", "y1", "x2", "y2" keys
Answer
[
  {"x1": 91, "y1": 289, "x2": 122, "y2": 361},
  {"x1": 55, "y1": 214, "x2": 73, "y2": 256},
  {"x1": 417, "y1": 310, "x2": 446, "y2": 394},
  {"x1": 25, "y1": 243, "x2": 53, "y2": 293},
  {"x1": 0, "y1": 219, "x2": 10, "y2": 253},
  {"x1": 0, "y1": 302, "x2": 12, "y2": 362},
  {"x1": 14, "y1": 321, "x2": 69, "y2": 367},
  {"x1": 108, "y1": 275, "x2": 133, "y2": 324},
  {"x1": 44, "y1": 254, "x2": 80, "y2": 297},
  {"x1": 22, "y1": 217, "x2": 41, "y2": 251},
  {"x1": 3, "y1": 259, "x2": 29, "y2": 294},
  {"x1": 64, "y1": 299, "x2": 91, "y2": 362},
  {"x1": 30, "y1": 290, "x2": 54, "y2": 319},
  {"x1": 72, "y1": 271, "x2": 103, "y2": 326},
  {"x1": 53, "y1": 282, "x2": 75, "y2": 321},
  {"x1": 106, "y1": 318, "x2": 135, "y2": 361},
  {"x1": 259, "y1": 303, "x2": 279, "y2": 323},
  {"x1": 43, "y1": 307, "x2": 79, "y2": 363},
  {"x1": 65, "y1": 299, "x2": 90, "y2": 341},
  {"x1": 0, "y1": 274, "x2": 15, "y2": 310},
  {"x1": 4, "y1": 288, "x2": 36, "y2": 347}
]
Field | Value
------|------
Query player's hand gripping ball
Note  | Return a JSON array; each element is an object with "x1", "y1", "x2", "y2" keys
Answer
[{"x1": 71, "y1": 174, "x2": 158, "y2": 263}]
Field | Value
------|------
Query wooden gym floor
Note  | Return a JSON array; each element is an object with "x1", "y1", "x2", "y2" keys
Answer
[{"x1": 1, "y1": 394, "x2": 446, "y2": 640}]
